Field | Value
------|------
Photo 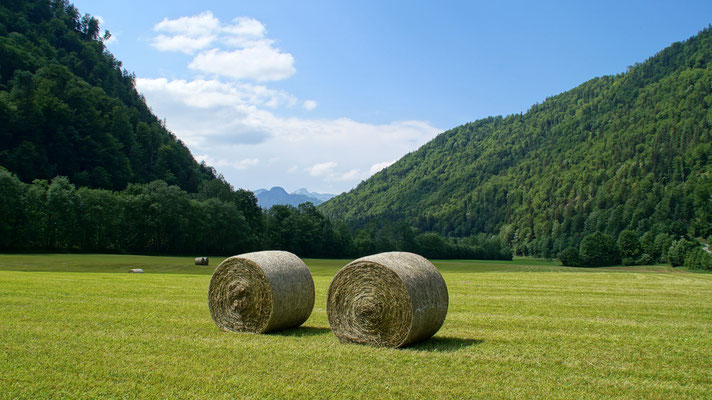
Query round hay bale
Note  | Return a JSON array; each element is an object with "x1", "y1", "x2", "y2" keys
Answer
[
  {"x1": 195, "y1": 257, "x2": 209, "y2": 265},
  {"x1": 208, "y1": 251, "x2": 314, "y2": 333},
  {"x1": 128, "y1": 268, "x2": 144, "y2": 273},
  {"x1": 327, "y1": 252, "x2": 448, "y2": 347}
]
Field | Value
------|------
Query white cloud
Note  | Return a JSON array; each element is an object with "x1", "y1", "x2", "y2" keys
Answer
[
  {"x1": 136, "y1": 77, "x2": 296, "y2": 110},
  {"x1": 308, "y1": 162, "x2": 338, "y2": 177},
  {"x1": 154, "y1": 11, "x2": 220, "y2": 37},
  {"x1": 306, "y1": 164, "x2": 365, "y2": 183},
  {"x1": 369, "y1": 160, "x2": 396, "y2": 175},
  {"x1": 233, "y1": 158, "x2": 259, "y2": 169},
  {"x1": 338, "y1": 169, "x2": 360, "y2": 181},
  {"x1": 151, "y1": 12, "x2": 294, "y2": 82},
  {"x1": 197, "y1": 155, "x2": 259, "y2": 170},
  {"x1": 302, "y1": 100, "x2": 317, "y2": 111},
  {"x1": 222, "y1": 17, "x2": 266, "y2": 41},
  {"x1": 151, "y1": 11, "x2": 219, "y2": 54},
  {"x1": 152, "y1": 34, "x2": 215, "y2": 54},
  {"x1": 189, "y1": 46, "x2": 295, "y2": 81}
]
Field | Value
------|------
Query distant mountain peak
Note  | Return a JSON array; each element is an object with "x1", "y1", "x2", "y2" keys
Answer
[
  {"x1": 253, "y1": 186, "x2": 335, "y2": 209},
  {"x1": 269, "y1": 186, "x2": 289, "y2": 194}
]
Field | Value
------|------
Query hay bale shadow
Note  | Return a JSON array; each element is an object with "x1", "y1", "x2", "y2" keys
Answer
[
  {"x1": 405, "y1": 336, "x2": 483, "y2": 353},
  {"x1": 269, "y1": 326, "x2": 332, "y2": 337}
]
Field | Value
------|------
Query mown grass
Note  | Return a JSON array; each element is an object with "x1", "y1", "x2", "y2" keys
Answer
[{"x1": 0, "y1": 254, "x2": 710, "y2": 399}]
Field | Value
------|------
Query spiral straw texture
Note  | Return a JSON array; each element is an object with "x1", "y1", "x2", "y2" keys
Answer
[
  {"x1": 208, "y1": 251, "x2": 314, "y2": 333},
  {"x1": 327, "y1": 252, "x2": 448, "y2": 347}
]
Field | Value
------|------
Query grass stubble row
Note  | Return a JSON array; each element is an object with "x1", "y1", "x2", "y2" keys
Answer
[{"x1": 207, "y1": 250, "x2": 448, "y2": 347}]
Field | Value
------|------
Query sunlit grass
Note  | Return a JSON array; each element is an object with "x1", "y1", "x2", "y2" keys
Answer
[{"x1": 1, "y1": 254, "x2": 710, "y2": 399}]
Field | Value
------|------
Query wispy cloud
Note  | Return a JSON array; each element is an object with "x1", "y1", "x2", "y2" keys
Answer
[
  {"x1": 197, "y1": 155, "x2": 259, "y2": 170},
  {"x1": 136, "y1": 78, "x2": 296, "y2": 109},
  {"x1": 188, "y1": 46, "x2": 294, "y2": 81},
  {"x1": 302, "y1": 100, "x2": 318, "y2": 111},
  {"x1": 308, "y1": 162, "x2": 338, "y2": 177},
  {"x1": 306, "y1": 163, "x2": 363, "y2": 182}
]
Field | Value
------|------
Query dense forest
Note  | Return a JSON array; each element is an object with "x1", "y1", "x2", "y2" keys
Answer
[
  {"x1": 321, "y1": 26, "x2": 712, "y2": 269},
  {"x1": 0, "y1": 0, "x2": 215, "y2": 192},
  {"x1": 0, "y1": 168, "x2": 512, "y2": 259}
]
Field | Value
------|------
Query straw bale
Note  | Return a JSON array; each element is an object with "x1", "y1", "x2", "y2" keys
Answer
[
  {"x1": 208, "y1": 251, "x2": 314, "y2": 333},
  {"x1": 327, "y1": 252, "x2": 448, "y2": 347}
]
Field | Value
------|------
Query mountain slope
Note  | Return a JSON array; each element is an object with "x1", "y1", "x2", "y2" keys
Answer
[
  {"x1": 321, "y1": 26, "x2": 712, "y2": 257},
  {"x1": 0, "y1": 0, "x2": 215, "y2": 191}
]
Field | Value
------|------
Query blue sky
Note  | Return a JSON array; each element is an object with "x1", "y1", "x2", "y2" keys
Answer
[{"x1": 72, "y1": 0, "x2": 712, "y2": 194}]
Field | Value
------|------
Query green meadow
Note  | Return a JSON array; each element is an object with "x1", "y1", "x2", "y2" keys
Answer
[{"x1": 1, "y1": 254, "x2": 710, "y2": 399}]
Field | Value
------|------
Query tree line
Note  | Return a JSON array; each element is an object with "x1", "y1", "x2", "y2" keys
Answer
[
  {"x1": 557, "y1": 230, "x2": 712, "y2": 271},
  {"x1": 0, "y1": 169, "x2": 513, "y2": 260}
]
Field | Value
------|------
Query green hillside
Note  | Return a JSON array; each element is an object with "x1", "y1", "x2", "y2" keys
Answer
[
  {"x1": 321, "y1": 26, "x2": 712, "y2": 259},
  {"x1": 0, "y1": 0, "x2": 215, "y2": 192},
  {"x1": 0, "y1": 1, "x2": 268, "y2": 255}
]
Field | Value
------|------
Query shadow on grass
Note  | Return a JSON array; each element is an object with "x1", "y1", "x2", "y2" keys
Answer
[
  {"x1": 405, "y1": 336, "x2": 483, "y2": 353},
  {"x1": 269, "y1": 326, "x2": 332, "y2": 337}
]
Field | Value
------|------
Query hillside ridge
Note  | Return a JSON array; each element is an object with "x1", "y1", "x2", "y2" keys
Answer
[
  {"x1": 0, "y1": 0, "x2": 216, "y2": 192},
  {"x1": 320, "y1": 26, "x2": 712, "y2": 258}
]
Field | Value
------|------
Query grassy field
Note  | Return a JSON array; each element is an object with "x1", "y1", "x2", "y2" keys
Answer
[{"x1": 0, "y1": 254, "x2": 710, "y2": 399}]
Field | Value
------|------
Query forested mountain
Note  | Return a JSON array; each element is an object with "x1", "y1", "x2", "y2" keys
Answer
[
  {"x1": 0, "y1": 0, "x2": 264, "y2": 255},
  {"x1": 321, "y1": 26, "x2": 712, "y2": 260},
  {"x1": 0, "y1": 0, "x2": 215, "y2": 192}
]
